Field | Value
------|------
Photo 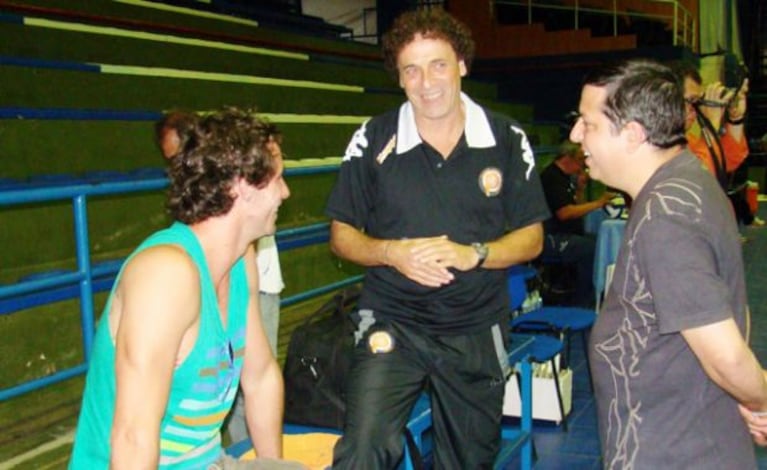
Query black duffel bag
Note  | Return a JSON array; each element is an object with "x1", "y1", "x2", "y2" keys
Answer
[{"x1": 282, "y1": 286, "x2": 360, "y2": 429}]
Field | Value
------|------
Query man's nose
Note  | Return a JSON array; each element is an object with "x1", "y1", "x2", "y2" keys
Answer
[{"x1": 569, "y1": 118, "x2": 584, "y2": 142}]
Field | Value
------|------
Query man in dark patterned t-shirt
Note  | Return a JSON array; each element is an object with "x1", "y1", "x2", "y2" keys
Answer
[{"x1": 570, "y1": 59, "x2": 767, "y2": 469}]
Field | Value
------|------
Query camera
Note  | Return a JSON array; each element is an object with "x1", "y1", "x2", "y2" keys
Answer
[
  {"x1": 724, "y1": 59, "x2": 748, "y2": 92},
  {"x1": 720, "y1": 87, "x2": 737, "y2": 100}
]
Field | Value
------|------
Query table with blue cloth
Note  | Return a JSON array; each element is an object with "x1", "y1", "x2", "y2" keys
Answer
[{"x1": 583, "y1": 208, "x2": 607, "y2": 235}]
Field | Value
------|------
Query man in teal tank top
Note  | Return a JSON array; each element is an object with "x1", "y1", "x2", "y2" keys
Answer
[{"x1": 69, "y1": 108, "x2": 303, "y2": 469}]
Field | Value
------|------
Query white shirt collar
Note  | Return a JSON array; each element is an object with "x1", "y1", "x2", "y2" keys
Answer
[{"x1": 395, "y1": 92, "x2": 496, "y2": 154}]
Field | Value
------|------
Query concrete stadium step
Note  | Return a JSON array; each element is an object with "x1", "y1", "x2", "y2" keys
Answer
[
  {"x1": 0, "y1": 0, "x2": 380, "y2": 60},
  {"x1": 0, "y1": 5, "x2": 501, "y2": 101}
]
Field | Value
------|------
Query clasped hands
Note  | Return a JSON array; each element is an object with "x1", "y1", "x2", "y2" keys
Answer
[
  {"x1": 384, "y1": 236, "x2": 477, "y2": 287},
  {"x1": 739, "y1": 403, "x2": 767, "y2": 446},
  {"x1": 738, "y1": 367, "x2": 767, "y2": 446}
]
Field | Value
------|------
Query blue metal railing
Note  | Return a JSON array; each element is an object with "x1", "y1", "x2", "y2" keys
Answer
[
  {"x1": 0, "y1": 138, "x2": 560, "y2": 401},
  {"x1": 0, "y1": 166, "x2": 362, "y2": 402}
]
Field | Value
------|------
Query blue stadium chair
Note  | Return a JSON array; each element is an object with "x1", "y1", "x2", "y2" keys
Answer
[
  {"x1": 508, "y1": 265, "x2": 593, "y2": 421},
  {"x1": 510, "y1": 323, "x2": 569, "y2": 431},
  {"x1": 511, "y1": 305, "x2": 595, "y2": 392},
  {"x1": 507, "y1": 265, "x2": 537, "y2": 311}
]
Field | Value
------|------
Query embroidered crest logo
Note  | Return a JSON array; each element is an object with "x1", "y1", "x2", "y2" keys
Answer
[
  {"x1": 376, "y1": 135, "x2": 397, "y2": 165},
  {"x1": 479, "y1": 167, "x2": 503, "y2": 197},
  {"x1": 368, "y1": 331, "x2": 395, "y2": 354}
]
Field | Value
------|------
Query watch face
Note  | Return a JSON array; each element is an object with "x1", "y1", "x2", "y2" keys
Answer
[{"x1": 473, "y1": 242, "x2": 488, "y2": 261}]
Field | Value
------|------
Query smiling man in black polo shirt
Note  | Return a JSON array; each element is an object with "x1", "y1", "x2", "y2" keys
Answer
[{"x1": 325, "y1": 8, "x2": 549, "y2": 468}]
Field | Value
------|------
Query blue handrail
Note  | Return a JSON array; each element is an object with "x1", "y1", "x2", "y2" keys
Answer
[
  {"x1": 0, "y1": 223, "x2": 336, "y2": 316},
  {"x1": 1, "y1": 139, "x2": 558, "y2": 401},
  {"x1": 0, "y1": 166, "x2": 354, "y2": 402}
]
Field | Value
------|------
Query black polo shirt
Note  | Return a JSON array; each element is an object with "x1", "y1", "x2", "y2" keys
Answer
[
  {"x1": 326, "y1": 93, "x2": 550, "y2": 334},
  {"x1": 540, "y1": 162, "x2": 584, "y2": 235}
]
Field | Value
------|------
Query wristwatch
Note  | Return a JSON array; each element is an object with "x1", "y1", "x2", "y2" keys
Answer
[{"x1": 471, "y1": 242, "x2": 489, "y2": 269}]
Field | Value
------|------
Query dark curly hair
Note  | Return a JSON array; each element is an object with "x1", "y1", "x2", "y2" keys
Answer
[
  {"x1": 381, "y1": 8, "x2": 475, "y2": 78},
  {"x1": 669, "y1": 60, "x2": 702, "y2": 85},
  {"x1": 154, "y1": 110, "x2": 198, "y2": 158},
  {"x1": 166, "y1": 107, "x2": 279, "y2": 224},
  {"x1": 583, "y1": 59, "x2": 686, "y2": 149}
]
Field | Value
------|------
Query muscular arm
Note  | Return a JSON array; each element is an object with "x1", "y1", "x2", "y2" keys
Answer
[
  {"x1": 480, "y1": 222, "x2": 543, "y2": 268},
  {"x1": 240, "y1": 244, "x2": 284, "y2": 458},
  {"x1": 329, "y1": 220, "x2": 543, "y2": 287},
  {"x1": 681, "y1": 318, "x2": 767, "y2": 410},
  {"x1": 329, "y1": 220, "x2": 391, "y2": 268},
  {"x1": 110, "y1": 246, "x2": 200, "y2": 469}
]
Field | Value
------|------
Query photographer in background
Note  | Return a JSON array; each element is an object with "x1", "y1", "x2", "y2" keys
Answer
[{"x1": 674, "y1": 61, "x2": 763, "y2": 230}]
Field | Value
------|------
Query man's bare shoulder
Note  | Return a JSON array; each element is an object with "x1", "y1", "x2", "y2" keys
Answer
[
  {"x1": 122, "y1": 244, "x2": 199, "y2": 287},
  {"x1": 116, "y1": 244, "x2": 202, "y2": 329}
]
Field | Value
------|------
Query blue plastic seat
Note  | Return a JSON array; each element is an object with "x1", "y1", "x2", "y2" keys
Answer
[
  {"x1": 511, "y1": 306, "x2": 595, "y2": 391},
  {"x1": 515, "y1": 331, "x2": 569, "y2": 431},
  {"x1": 507, "y1": 265, "x2": 595, "y2": 398},
  {"x1": 513, "y1": 306, "x2": 595, "y2": 333},
  {"x1": 507, "y1": 264, "x2": 537, "y2": 310},
  {"x1": 507, "y1": 265, "x2": 571, "y2": 453}
]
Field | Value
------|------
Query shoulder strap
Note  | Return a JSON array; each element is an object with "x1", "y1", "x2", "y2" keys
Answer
[{"x1": 695, "y1": 111, "x2": 729, "y2": 190}]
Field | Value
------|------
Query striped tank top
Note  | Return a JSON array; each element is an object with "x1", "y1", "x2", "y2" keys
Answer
[{"x1": 69, "y1": 222, "x2": 249, "y2": 469}]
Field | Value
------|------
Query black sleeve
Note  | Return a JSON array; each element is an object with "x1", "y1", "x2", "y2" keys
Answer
[
  {"x1": 325, "y1": 120, "x2": 377, "y2": 229},
  {"x1": 501, "y1": 121, "x2": 551, "y2": 230}
]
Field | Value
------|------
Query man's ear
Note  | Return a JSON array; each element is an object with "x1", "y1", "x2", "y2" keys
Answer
[
  {"x1": 622, "y1": 121, "x2": 647, "y2": 152},
  {"x1": 232, "y1": 177, "x2": 255, "y2": 202},
  {"x1": 459, "y1": 59, "x2": 467, "y2": 77}
]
